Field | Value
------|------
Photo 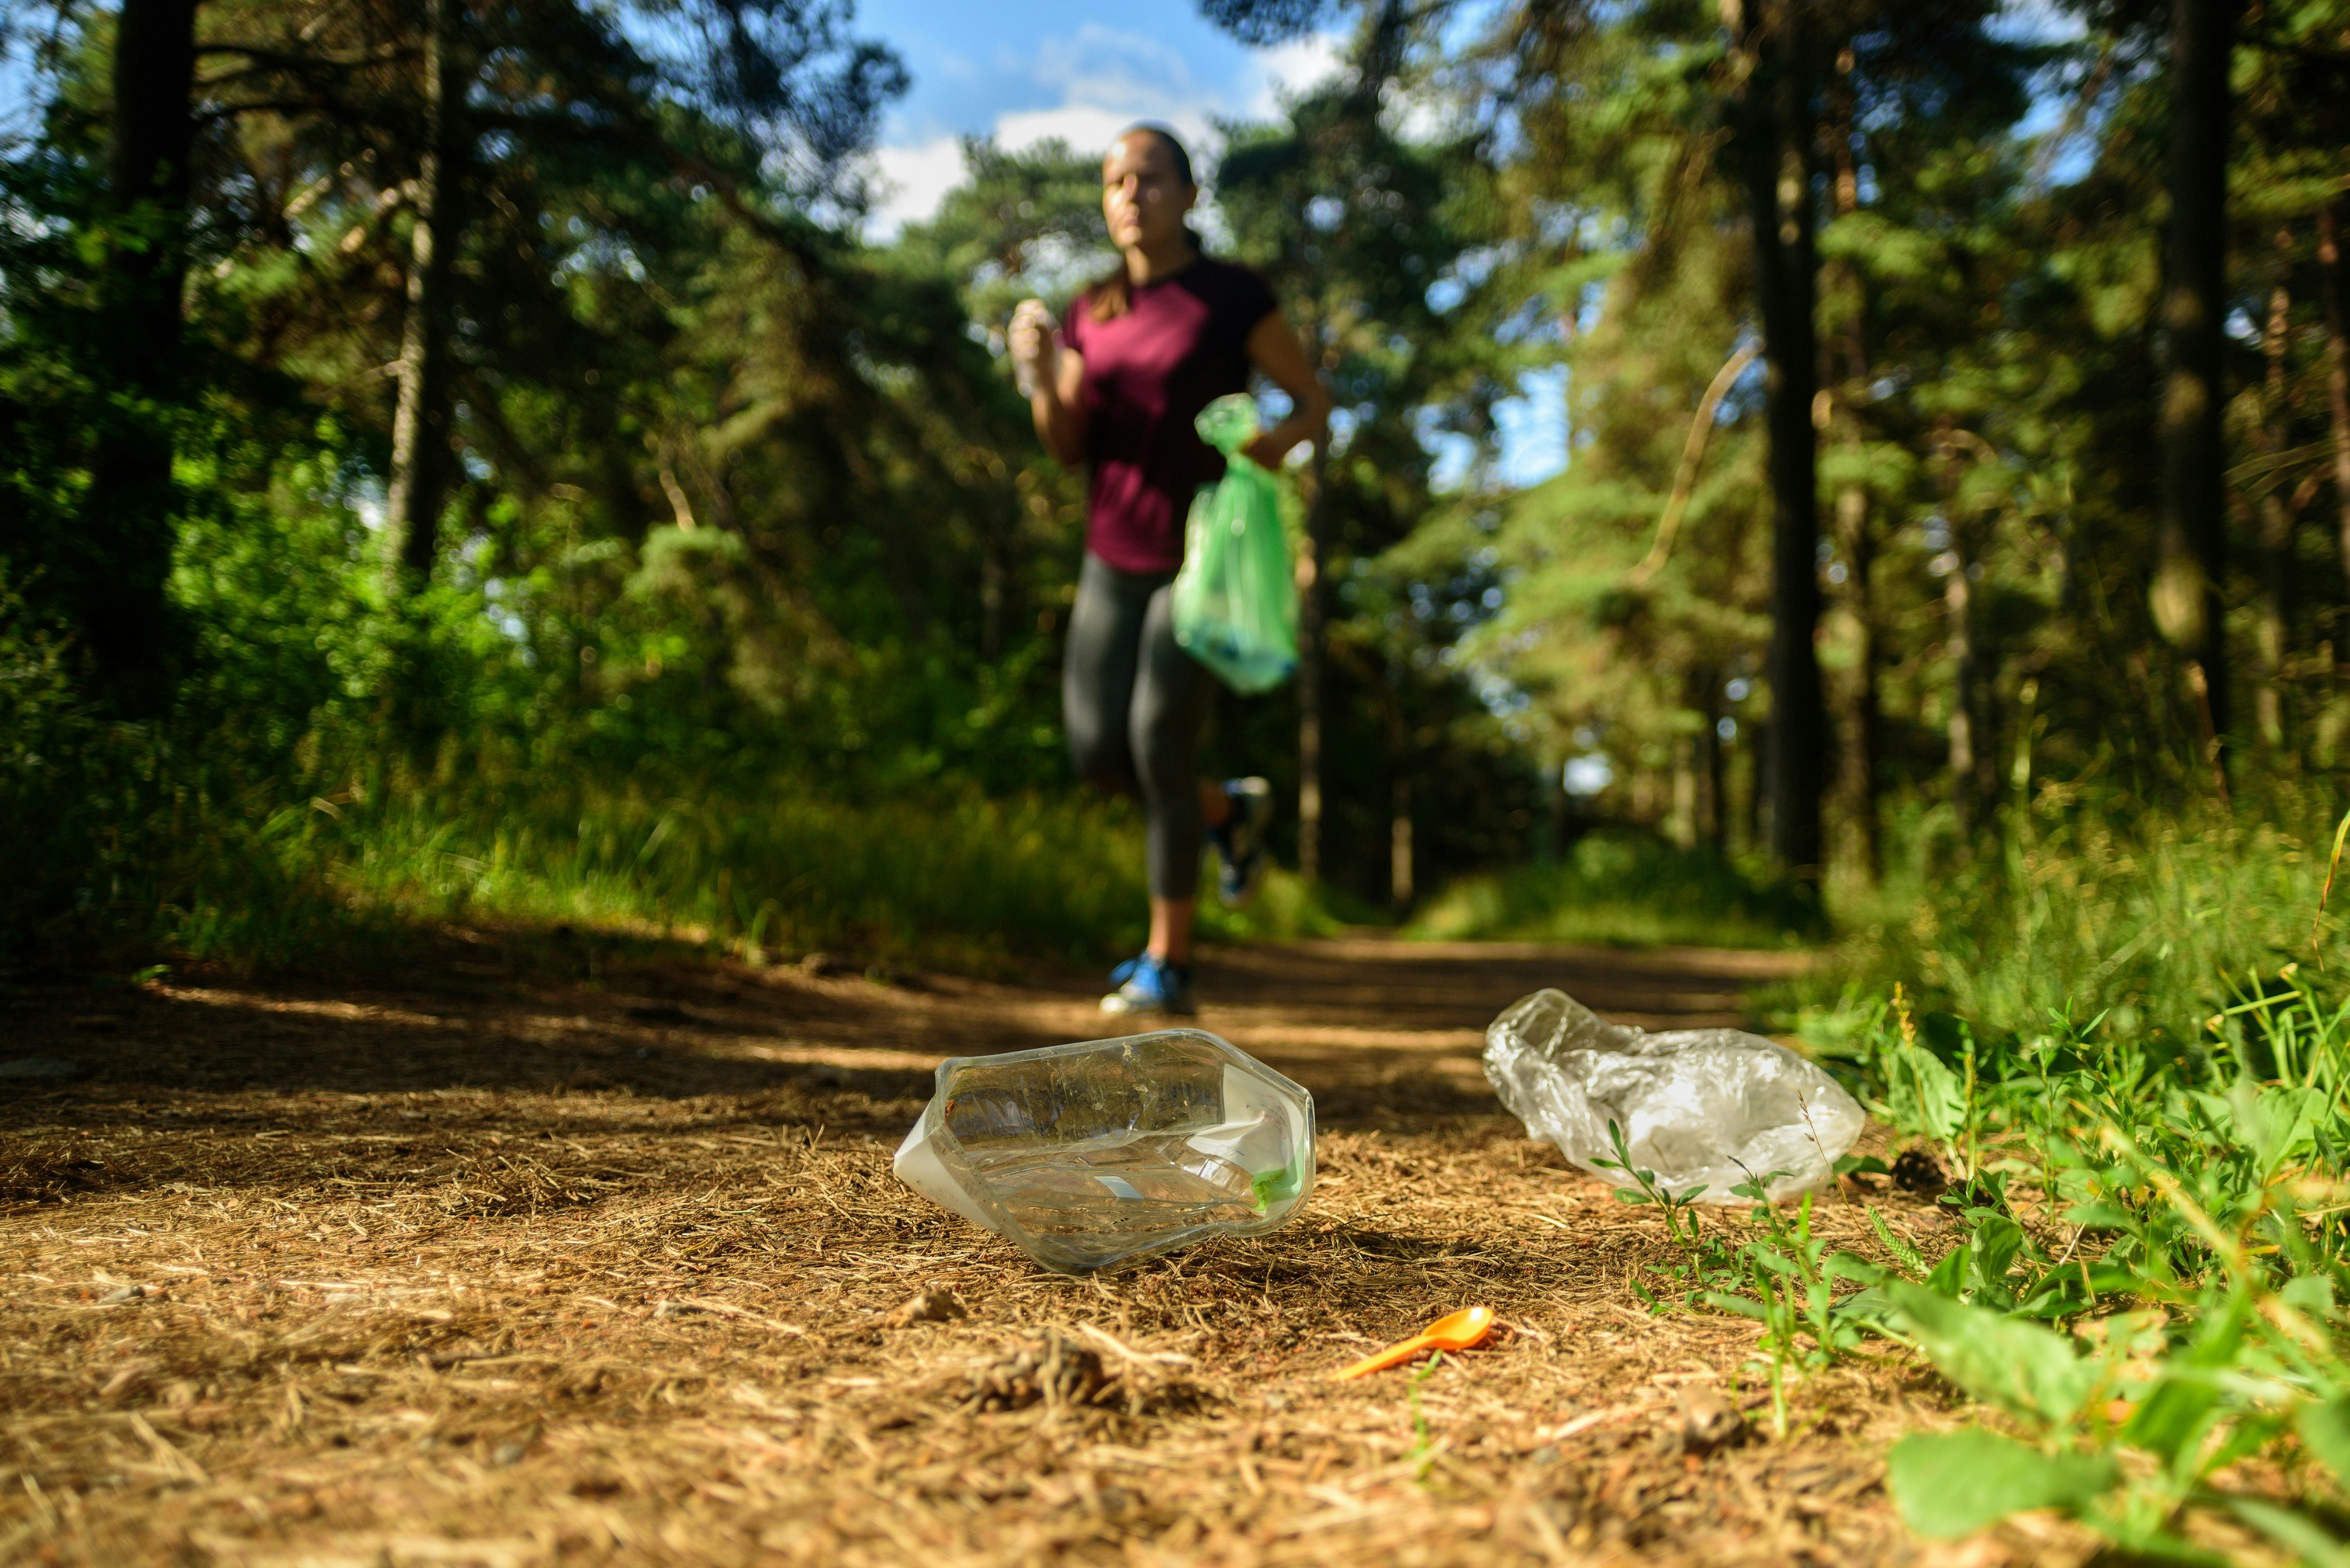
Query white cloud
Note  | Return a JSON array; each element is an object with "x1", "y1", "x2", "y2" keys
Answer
[
  {"x1": 867, "y1": 134, "x2": 970, "y2": 237},
  {"x1": 996, "y1": 104, "x2": 1210, "y2": 160},
  {"x1": 1241, "y1": 33, "x2": 1345, "y2": 117},
  {"x1": 861, "y1": 24, "x2": 1351, "y2": 240}
]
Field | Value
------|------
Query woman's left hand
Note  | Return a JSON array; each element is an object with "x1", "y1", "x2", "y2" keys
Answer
[{"x1": 1241, "y1": 309, "x2": 1332, "y2": 474}]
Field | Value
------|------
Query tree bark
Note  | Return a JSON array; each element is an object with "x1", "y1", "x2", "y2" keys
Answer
[
  {"x1": 2151, "y1": 0, "x2": 2236, "y2": 750},
  {"x1": 384, "y1": 0, "x2": 467, "y2": 587},
  {"x1": 79, "y1": 0, "x2": 199, "y2": 712},
  {"x1": 2320, "y1": 204, "x2": 2350, "y2": 599},
  {"x1": 2254, "y1": 264, "x2": 2293, "y2": 750},
  {"x1": 1834, "y1": 483, "x2": 1881, "y2": 877},
  {"x1": 1946, "y1": 556, "x2": 1978, "y2": 836},
  {"x1": 1295, "y1": 435, "x2": 1328, "y2": 885},
  {"x1": 1697, "y1": 672, "x2": 1725, "y2": 851},
  {"x1": 1826, "y1": 58, "x2": 1879, "y2": 882},
  {"x1": 1389, "y1": 774, "x2": 1413, "y2": 909},
  {"x1": 1738, "y1": 2, "x2": 1826, "y2": 876}
]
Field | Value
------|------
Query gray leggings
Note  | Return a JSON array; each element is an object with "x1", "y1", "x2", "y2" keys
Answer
[{"x1": 1064, "y1": 552, "x2": 1214, "y2": 899}]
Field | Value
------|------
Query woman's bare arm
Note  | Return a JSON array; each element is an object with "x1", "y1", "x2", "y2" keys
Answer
[
  {"x1": 1241, "y1": 310, "x2": 1333, "y2": 470},
  {"x1": 1038, "y1": 343, "x2": 1088, "y2": 465},
  {"x1": 1012, "y1": 299, "x2": 1088, "y2": 467}
]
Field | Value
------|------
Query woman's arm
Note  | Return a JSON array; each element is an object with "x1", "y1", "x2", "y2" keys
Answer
[
  {"x1": 1241, "y1": 310, "x2": 1333, "y2": 470},
  {"x1": 1011, "y1": 299, "x2": 1088, "y2": 467}
]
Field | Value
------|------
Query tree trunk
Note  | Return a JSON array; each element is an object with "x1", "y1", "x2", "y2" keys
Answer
[
  {"x1": 2151, "y1": 0, "x2": 2236, "y2": 749},
  {"x1": 1389, "y1": 774, "x2": 1413, "y2": 909},
  {"x1": 384, "y1": 0, "x2": 467, "y2": 587},
  {"x1": 1738, "y1": 2, "x2": 1826, "y2": 876},
  {"x1": 2255, "y1": 264, "x2": 2293, "y2": 750},
  {"x1": 2320, "y1": 204, "x2": 2350, "y2": 598},
  {"x1": 79, "y1": 0, "x2": 199, "y2": 712},
  {"x1": 1669, "y1": 736, "x2": 1696, "y2": 848},
  {"x1": 1835, "y1": 484, "x2": 1882, "y2": 878},
  {"x1": 1295, "y1": 437, "x2": 1328, "y2": 885},
  {"x1": 1697, "y1": 673, "x2": 1725, "y2": 851},
  {"x1": 1946, "y1": 558, "x2": 1977, "y2": 835},
  {"x1": 1827, "y1": 55, "x2": 1880, "y2": 882}
]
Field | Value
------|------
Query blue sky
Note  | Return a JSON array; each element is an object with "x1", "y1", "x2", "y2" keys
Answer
[
  {"x1": 842, "y1": 1, "x2": 1563, "y2": 487},
  {"x1": 851, "y1": 2, "x2": 1347, "y2": 234}
]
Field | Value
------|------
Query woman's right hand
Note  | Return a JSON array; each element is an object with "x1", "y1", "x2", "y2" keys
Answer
[{"x1": 1010, "y1": 299, "x2": 1058, "y2": 393}]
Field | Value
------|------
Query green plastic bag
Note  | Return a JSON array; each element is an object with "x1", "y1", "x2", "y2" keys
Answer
[{"x1": 1172, "y1": 394, "x2": 1298, "y2": 694}]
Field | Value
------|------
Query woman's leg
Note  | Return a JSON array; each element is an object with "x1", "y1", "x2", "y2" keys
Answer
[
  {"x1": 1132, "y1": 579, "x2": 1217, "y2": 965},
  {"x1": 1062, "y1": 553, "x2": 1149, "y2": 793}
]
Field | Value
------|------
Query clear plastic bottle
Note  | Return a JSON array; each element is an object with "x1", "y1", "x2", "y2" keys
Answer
[
  {"x1": 1483, "y1": 988, "x2": 1865, "y2": 1203},
  {"x1": 893, "y1": 1028, "x2": 1316, "y2": 1273},
  {"x1": 1011, "y1": 300, "x2": 1059, "y2": 400}
]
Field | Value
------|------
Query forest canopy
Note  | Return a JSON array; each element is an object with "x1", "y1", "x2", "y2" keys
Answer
[{"x1": 3, "y1": 0, "x2": 2349, "y2": 969}]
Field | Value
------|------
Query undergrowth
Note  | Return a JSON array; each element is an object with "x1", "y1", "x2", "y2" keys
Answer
[
  {"x1": 1633, "y1": 788, "x2": 2350, "y2": 1560},
  {"x1": 1406, "y1": 827, "x2": 1822, "y2": 950}
]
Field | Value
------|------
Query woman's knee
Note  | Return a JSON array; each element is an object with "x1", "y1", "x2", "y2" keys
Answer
[
  {"x1": 1128, "y1": 709, "x2": 1198, "y2": 797},
  {"x1": 1067, "y1": 722, "x2": 1135, "y2": 793}
]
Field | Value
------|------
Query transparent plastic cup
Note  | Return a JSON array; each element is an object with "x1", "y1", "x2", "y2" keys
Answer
[{"x1": 893, "y1": 1028, "x2": 1316, "y2": 1273}]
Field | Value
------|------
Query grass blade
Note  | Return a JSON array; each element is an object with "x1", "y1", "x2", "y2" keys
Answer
[{"x1": 2312, "y1": 805, "x2": 2350, "y2": 966}]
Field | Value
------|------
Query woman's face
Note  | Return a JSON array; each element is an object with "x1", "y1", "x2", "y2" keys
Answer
[{"x1": 1102, "y1": 132, "x2": 1196, "y2": 254}]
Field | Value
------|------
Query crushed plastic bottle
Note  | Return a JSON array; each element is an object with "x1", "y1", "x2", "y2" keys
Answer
[
  {"x1": 1483, "y1": 989, "x2": 1863, "y2": 1204},
  {"x1": 893, "y1": 1028, "x2": 1316, "y2": 1273}
]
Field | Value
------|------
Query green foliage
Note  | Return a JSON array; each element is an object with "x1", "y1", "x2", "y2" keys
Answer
[
  {"x1": 1789, "y1": 905, "x2": 2350, "y2": 1555},
  {"x1": 1887, "y1": 1431, "x2": 2120, "y2": 1541},
  {"x1": 1810, "y1": 788, "x2": 2350, "y2": 1048}
]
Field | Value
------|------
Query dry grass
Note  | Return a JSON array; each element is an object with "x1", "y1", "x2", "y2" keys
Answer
[{"x1": 1, "y1": 934, "x2": 2097, "y2": 1566}]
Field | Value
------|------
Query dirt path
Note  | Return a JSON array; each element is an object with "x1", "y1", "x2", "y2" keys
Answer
[{"x1": 0, "y1": 936, "x2": 2004, "y2": 1567}]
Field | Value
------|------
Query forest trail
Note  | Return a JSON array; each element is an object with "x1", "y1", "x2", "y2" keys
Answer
[
  {"x1": 4, "y1": 936, "x2": 1981, "y2": 1568},
  {"x1": 0, "y1": 932, "x2": 1801, "y2": 1120}
]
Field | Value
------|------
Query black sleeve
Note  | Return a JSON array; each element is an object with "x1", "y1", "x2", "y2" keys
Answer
[{"x1": 1229, "y1": 265, "x2": 1279, "y2": 336}]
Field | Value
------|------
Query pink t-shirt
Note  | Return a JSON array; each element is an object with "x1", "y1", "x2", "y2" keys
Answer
[{"x1": 1064, "y1": 258, "x2": 1279, "y2": 574}]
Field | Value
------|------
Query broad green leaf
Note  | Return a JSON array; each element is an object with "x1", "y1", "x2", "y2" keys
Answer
[
  {"x1": 1824, "y1": 1251, "x2": 1888, "y2": 1286},
  {"x1": 1924, "y1": 1243, "x2": 1968, "y2": 1298},
  {"x1": 2280, "y1": 1276, "x2": 2336, "y2": 1319},
  {"x1": 2299, "y1": 1396, "x2": 2350, "y2": 1487},
  {"x1": 1701, "y1": 1291, "x2": 1771, "y2": 1322},
  {"x1": 1830, "y1": 1284, "x2": 1905, "y2": 1337},
  {"x1": 1965, "y1": 1215, "x2": 2027, "y2": 1297},
  {"x1": 1885, "y1": 1043, "x2": 1966, "y2": 1142},
  {"x1": 2124, "y1": 1299, "x2": 2247, "y2": 1469},
  {"x1": 1887, "y1": 1430, "x2": 2118, "y2": 1538},
  {"x1": 2227, "y1": 1081, "x2": 2325, "y2": 1174},
  {"x1": 1886, "y1": 1283, "x2": 2095, "y2": 1426},
  {"x1": 2121, "y1": 1369, "x2": 2224, "y2": 1469}
]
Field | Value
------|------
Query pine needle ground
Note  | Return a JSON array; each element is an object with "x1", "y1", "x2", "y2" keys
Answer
[{"x1": 2, "y1": 936, "x2": 2098, "y2": 1566}]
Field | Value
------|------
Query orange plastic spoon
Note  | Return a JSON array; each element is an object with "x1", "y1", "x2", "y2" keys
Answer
[{"x1": 1332, "y1": 1305, "x2": 1497, "y2": 1380}]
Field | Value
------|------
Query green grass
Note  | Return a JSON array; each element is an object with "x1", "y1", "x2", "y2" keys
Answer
[
  {"x1": 1405, "y1": 827, "x2": 1823, "y2": 949},
  {"x1": 7, "y1": 731, "x2": 1381, "y2": 978},
  {"x1": 1789, "y1": 786, "x2": 2348, "y2": 1050},
  {"x1": 1691, "y1": 786, "x2": 2350, "y2": 1560}
]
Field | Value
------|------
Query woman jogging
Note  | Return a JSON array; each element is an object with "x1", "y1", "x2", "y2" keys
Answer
[{"x1": 1010, "y1": 123, "x2": 1331, "y2": 1018}]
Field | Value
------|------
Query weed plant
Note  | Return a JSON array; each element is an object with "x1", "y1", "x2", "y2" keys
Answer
[{"x1": 1725, "y1": 957, "x2": 2350, "y2": 1558}]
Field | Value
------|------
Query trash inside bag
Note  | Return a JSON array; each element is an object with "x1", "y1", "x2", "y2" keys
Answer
[
  {"x1": 1483, "y1": 989, "x2": 1863, "y2": 1203},
  {"x1": 1171, "y1": 394, "x2": 1298, "y2": 694},
  {"x1": 894, "y1": 1028, "x2": 1315, "y2": 1272}
]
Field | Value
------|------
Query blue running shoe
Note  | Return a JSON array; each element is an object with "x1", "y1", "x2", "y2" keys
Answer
[
  {"x1": 1100, "y1": 953, "x2": 1195, "y2": 1017},
  {"x1": 1108, "y1": 953, "x2": 1144, "y2": 988},
  {"x1": 1210, "y1": 777, "x2": 1275, "y2": 907}
]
